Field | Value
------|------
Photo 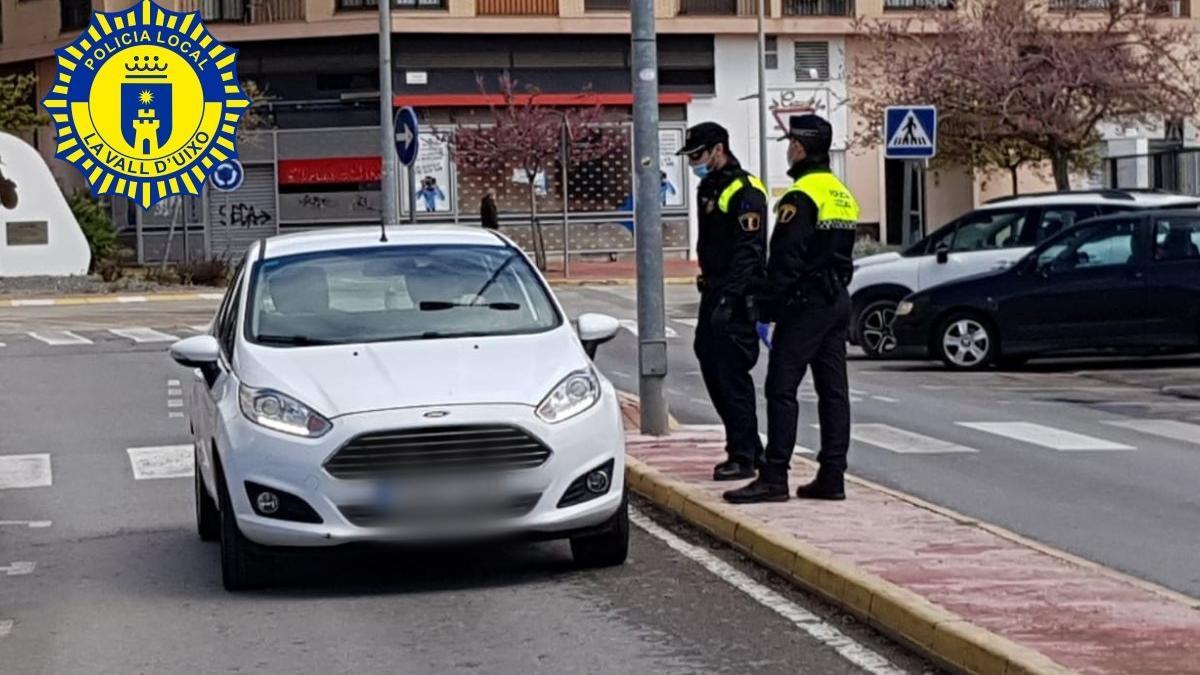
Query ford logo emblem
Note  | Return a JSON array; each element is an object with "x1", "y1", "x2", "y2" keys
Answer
[{"x1": 423, "y1": 410, "x2": 450, "y2": 419}]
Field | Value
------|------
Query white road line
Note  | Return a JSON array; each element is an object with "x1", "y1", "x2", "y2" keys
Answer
[
  {"x1": 116, "y1": 295, "x2": 147, "y2": 303},
  {"x1": 198, "y1": 292, "x2": 224, "y2": 300},
  {"x1": 619, "y1": 320, "x2": 678, "y2": 338},
  {"x1": 109, "y1": 327, "x2": 178, "y2": 343},
  {"x1": 169, "y1": 412, "x2": 185, "y2": 419},
  {"x1": 0, "y1": 620, "x2": 12, "y2": 638},
  {"x1": 871, "y1": 396, "x2": 900, "y2": 404},
  {"x1": 1102, "y1": 419, "x2": 1200, "y2": 446},
  {"x1": 688, "y1": 397, "x2": 709, "y2": 405},
  {"x1": 127, "y1": 445, "x2": 193, "y2": 480},
  {"x1": 756, "y1": 431, "x2": 815, "y2": 455},
  {"x1": 1, "y1": 562, "x2": 35, "y2": 576},
  {"x1": 27, "y1": 330, "x2": 91, "y2": 346},
  {"x1": 0, "y1": 342, "x2": 6, "y2": 348},
  {"x1": 608, "y1": 369, "x2": 632, "y2": 378},
  {"x1": 189, "y1": 324, "x2": 211, "y2": 333},
  {"x1": 848, "y1": 424, "x2": 978, "y2": 454},
  {"x1": 674, "y1": 318, "x2": 699, "y2": 328},
  {"x1": 167, "y1": 379, "x2": 181, "y2": 387},
  {"x1": 958, "y1": 422, "x2": 1134, "y2": 452},
  {"x1": 0, "y1": 521, "x2": 52, "y2": 529},
  {"x1": 630, "y1": 510, "x2": 906, "y2": 675},
  {"x1": 167, "y1": 399, "x2": 184, "y2": 409},
  {"x1": 11, "y1": 299, "x2": 55, "y2": 307},
  {"x1": 168, "y1": 388, "x2": 183, "y2": 397},
  {"x1": 0, "y1": 454, "x2": 52, "y2": 489}
]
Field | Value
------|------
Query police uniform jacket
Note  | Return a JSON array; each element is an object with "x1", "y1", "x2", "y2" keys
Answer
[{"x1": 696, "y1": 159, "x2": 768, "y2": 304}]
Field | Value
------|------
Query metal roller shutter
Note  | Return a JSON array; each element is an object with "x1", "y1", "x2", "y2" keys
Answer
[{"x1": 208, "y1": 164, "x2": 278, "y2": 259}]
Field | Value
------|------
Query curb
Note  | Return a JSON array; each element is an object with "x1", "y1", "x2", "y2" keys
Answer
[
  {"x1": 0, "y1": 291, "x2": 225, "y2": 308},
  {"x1": 626, "y1": 456, "x2": 1078, "y2": 675}
]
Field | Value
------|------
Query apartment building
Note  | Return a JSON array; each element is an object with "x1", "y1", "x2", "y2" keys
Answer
[{"x1": 0, "y1": 0, "x2": 1195, "y2": 260}]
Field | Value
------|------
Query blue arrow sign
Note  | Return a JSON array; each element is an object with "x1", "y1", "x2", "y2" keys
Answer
[
  {"x1": 885, "y1": 106, "x2": 937, "y2": 159},
  {"x1": 210, "y1": 159, "x2": 244, "y2": 192},
  {"x1": 395, "y1": 106, "x2": 420, "y2": 167}
]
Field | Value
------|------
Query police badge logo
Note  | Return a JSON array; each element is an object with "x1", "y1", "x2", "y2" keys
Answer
[{"x1": 41, "y1": 0, "x2": 250, "y2": 209}]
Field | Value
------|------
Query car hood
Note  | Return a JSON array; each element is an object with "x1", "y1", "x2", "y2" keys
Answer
[
  {"x1": 236, "y1": 327, "x2": 590, "y2": 418},
  {"x1": 854, "y1": 251, "x2": 903, "y2": 269}
]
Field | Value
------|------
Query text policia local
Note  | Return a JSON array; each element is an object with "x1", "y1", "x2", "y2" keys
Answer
[{"x1": 83, "y1": 29, "x2": 211, "y2": 72}]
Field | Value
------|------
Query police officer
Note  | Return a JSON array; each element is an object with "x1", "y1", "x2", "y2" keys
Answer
[
  {"x1": 678, "y1": 122, "x2": 769, "y2": 481},
  {"x1": 724, "y1": 113, "x2": 858, "y2": 504}
]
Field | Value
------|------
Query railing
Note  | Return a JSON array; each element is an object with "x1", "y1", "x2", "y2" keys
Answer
[
  {"x1": 336, "y1": 0, "x2": 448, "y2": 9},
  {"x1": 175, "y1": 0, "x2": 305, "y2": 22},
  {"x1": 883, "y1": 0, "x2": 954, "y2": 9},
  {"x1": 1049, "y1": 0, "x2": 1185, "y2": 15},
  {"x1": 476, "y1": 0, "x2": 559, "y2": 14},
  {"x1": 679, "y1": 0, "x2": 739, "y2": 14},
  {"x1": 584, "y1": 0, "x2": 628, "y2": 10},
  {"x1": 783, "y1": 0, "x2": 854, "y2": 15}
]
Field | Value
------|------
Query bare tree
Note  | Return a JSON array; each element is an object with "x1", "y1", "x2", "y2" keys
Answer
[
  {"x1": 452, "y1": 75, "x2": 621, "y2": 270},
  {"x1": 851, "y1": 0, "x2": 1200, "y2": 190}
]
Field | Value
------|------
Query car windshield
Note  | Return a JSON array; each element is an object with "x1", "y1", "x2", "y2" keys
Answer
[{"x1": 245, "y1": 244, "x2": 561, "y2": 346}]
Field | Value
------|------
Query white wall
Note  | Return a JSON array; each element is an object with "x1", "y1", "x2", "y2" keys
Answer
[{"x1": 0, "y1": 133, "x2": 91, "y2": 277}]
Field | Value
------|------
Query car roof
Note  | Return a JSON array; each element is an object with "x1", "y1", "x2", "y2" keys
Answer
[
  {"x1": 981, "y1": 189, "x2": 1200, "y2": 209},
  {"x1": 253, "y1": 226, "x2": 510, "y2": 260}
]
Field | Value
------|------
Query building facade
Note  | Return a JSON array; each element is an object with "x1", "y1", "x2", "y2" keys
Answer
[{"x1": 1, "y1": 0, "x2": 1197, "y2": 262}]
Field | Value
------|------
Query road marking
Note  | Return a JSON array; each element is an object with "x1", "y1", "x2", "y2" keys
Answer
[
  {"x1": 1, "y1": 562, "x2": 35, "y2": 576},
  {"x1": 756, "y1": 431, "x2": 815, "y2": 455},
  {"x1": 619, "y1": 320, "x2": 678, "y2": 338},
  {"x1": 168, "y1": 388, "x2": 183, "y2": 396},
  {"x1": 27, "y1": 331, "x2": 91, "y2": 346},
  {"x1": 167, "y1": 379, "x2": 181, "y2": 386},
  {"x1": 116, "y1": 295, "x2": 148, "y2": 303},
  {"x1": 1102, "y1": 419, "x2": 1200, "y2": 446},
  {"x1": 0, "y1": 521, "x2": 52, "y2": 529},
  {"x1": 189, "y1": 324, "x2": 211, "y2": 333},
  {"x1": 198, "y1": 292, "x2": 224, "y2": 300},
  {"x1": 630, "y1": 510, "x2": 906, "y2": 675},
  {"x1": 109, "y1": 327, "x2": 178, "y2": 343},
  {"x1": 11, "y1": 299, "x2": 55, "y2": 307},
  {"x1": 871, "y1": 395, "x2": 900, "y2": 404},
  {"x1": 688, "y1": 397, "x2": 709, "y2": 405},
  {"x1": 847, "y1": 424, "x2": 978, "y2": 454},
  {"x1": 167, "y1": 399, "x2": 184, "y2": 408},
  {"x1": 169, "y1": 412, "x2": 185, "y2": 419},
  {"x1": 0, "y1": 454, "x2": 52, "y2": 489},
  {"x1": 958, "y1": 422, "x2": 1134, "y2": 451},
  {"x1": 674, "y1": 318, "x2": 699, "y2": 328},
  {"x1": 0, "y1": 620, "x2": 11, "y2": 638},
  {"x1": 127, "y1": 445, "x2": 193, "y2": 480},
  {"x1": 0, "y1": 342, "x2": 6, "y2": 348}
]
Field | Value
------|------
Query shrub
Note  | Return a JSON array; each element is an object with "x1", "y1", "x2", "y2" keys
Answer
[
  {"x1": 177, "y1": 256, "x2": 232, "y2": 287},
  {"x1": 67, "y1": 191, "x2": 120, "y2": 273}
]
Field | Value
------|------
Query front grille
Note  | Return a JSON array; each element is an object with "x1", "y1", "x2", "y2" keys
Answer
[
  {"x1": 339, "y1": 493, "x2": 542, "y2": 527},
  {"x1": 324, "y1": 425, "x2": 552, "y2": 479}
]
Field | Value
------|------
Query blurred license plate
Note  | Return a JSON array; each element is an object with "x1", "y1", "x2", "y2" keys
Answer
[{"x1": 374, "y1": 473, "x2": 505, "y2": 516}]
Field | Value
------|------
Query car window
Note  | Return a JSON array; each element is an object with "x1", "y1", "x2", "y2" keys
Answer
[
  {"x1": 245, "y1": 244, "x2": 561, "y2": 346},
  {"x1": 1153, "y1": 217, "x2": 1200, "y2": 263},
  {"x1": 213, "y1": 262, "x2": 244, "y2": 350},
  {"x1": 1037, "y1": 219, "x2": 1139, "y2": 271},
  {"x1": 1025, "y1": 206, "x2": 1101, "y2": 245},
  {"x1": 219, "y1": 274, "x2": 244, "y2": 358},
  {"x1": 947, "y1": 209, "x2": 1028, "y2": 252}
]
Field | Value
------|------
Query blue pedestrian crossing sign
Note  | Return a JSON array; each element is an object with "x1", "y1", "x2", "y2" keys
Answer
[{"x1": 885, "y1": 106, "x2": 937, "y2": 159}]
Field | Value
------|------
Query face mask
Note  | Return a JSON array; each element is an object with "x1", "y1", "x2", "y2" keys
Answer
[{"x1": 691, "y1": 164, "x2": 712, "y2": 179}]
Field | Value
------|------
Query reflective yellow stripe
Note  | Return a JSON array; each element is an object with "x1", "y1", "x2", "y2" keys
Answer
[
  {"x1": 781, "y1": 172, "x2": 860, "y2": 227},
  {"x1": 717, "y1": 174, "x2": 767, "y2": 214}
]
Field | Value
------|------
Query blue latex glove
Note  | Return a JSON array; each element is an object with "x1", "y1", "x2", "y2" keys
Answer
[{"x1": 756, "y1": 322, "x2": 773, "y2": 350}]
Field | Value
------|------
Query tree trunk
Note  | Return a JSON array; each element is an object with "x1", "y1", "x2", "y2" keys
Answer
[
  {"x1": 528, "y1": 177, "x2": 546, "y2": 271},
  {"x1": 1051, "y1": 152, "x2": 1072, "y2": 191}
]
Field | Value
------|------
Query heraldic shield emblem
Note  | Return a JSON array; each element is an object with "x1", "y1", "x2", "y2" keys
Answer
[{"x1": 41, "y1": 0, "x2": 250, "y2": 209}]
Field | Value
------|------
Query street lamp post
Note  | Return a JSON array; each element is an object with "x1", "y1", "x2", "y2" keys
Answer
[
  {"x1": 756, "y1": 0, "x2": 769, "y2": 184},
  {"x1": 378, "y1": 0, "x2": 398, "y2": 227}
]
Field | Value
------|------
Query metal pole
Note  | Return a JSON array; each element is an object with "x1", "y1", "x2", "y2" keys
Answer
[
  {"x1": 900, "y1": 160, "x2": 913, "y2": 247},
  {"x1": 378, "y1": 0, "x2": 398, "y2": 227},
  {"x1": 408, "y1": 165, "x2": 417, "y2": 223},
  {"x1": 632, "y1": 0, "x2": 669, "y2": 436},
  {"x1": 756, "y1": 0, "x2": 769, "y2": 184},
  {"x1": 561, "y1": 121, "x2": 570, "y2": 279}
]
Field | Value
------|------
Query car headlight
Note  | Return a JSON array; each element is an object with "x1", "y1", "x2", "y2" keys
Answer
[
  {"x1": 895, "y1": 300, "x2": 915, "y2": 317},
  {"x1": 537, "y1": 369, "x2": 601, "y2": 423},
  {"x1": 238, "y1": 385, "x2": 332, "y2": 438}
]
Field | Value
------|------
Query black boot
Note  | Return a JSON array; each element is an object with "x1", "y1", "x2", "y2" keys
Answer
[
  {"x1": 723, "y1": 477, "x2": 790, "y2": 504},
  {"x1": 713, "y1": 460, "x2": 756, "y2": 482},
  {"x1": 795, "y1": 469, "x2": 846, "y2": 501}
]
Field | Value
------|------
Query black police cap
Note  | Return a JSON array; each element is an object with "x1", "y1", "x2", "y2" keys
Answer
[
  {"x1": 677, "y1": 122, "x2": 730, "y2": 156},
  {"x1": 782, "y1": 114, "x2": 833, "y2": 154}
]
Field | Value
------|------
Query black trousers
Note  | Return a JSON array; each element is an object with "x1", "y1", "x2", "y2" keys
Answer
[
  {"x1": 762, "y1": 290, "x2": 851, "y2": 484},
  {"x1": 694, "y1": 293, "x2": 764, "y2": 467}
]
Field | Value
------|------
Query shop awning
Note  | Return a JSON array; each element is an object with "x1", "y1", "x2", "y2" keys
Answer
[{"x1": 392, "y1": 92, "x2": 694, "y2": 107}]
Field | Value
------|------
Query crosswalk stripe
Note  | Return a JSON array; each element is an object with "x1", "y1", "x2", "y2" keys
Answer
[
  {"x1": 847, "y1": 424, "x2": 978, "y2": 454},
  {"x1": 0, "y1": 454, "x2": 53, "y2": 489},
  {"x1": 0, "y1": 619, "x2": 12, "y2": 638},
  {"x1": 1102, "y1": 419, "x2": 1200, "y2": 446},
  {"x1": 109, "y1": 327, "x2": 178, "y2": 343},
  {"x1": 126, "y1": 445, "x2": 193, "y2": 480},
  {"x1": 27, "y1": 330, "x2": 91, "y2": 346},
  {"x1": 189, "y1": 324, "x2": 211, "y2": 333},
  {"x1": 674, "y1": 318, "x2": 699, "y2": 328},
  {"x1": 619, "y1": 320, "x2": 678, "y2": 338},
  {"x1": 957, "y1": 422, "x2": 1134, "y2": 451}
]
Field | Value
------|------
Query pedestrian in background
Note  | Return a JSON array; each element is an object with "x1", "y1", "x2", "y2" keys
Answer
[
  {"x1": 481, "y1": 189, "x2": 499, "y2": 230},
  {"x1": 725, "y1": 113, "x2": 858, "y2": 504},
  {"x1": 678, "y1": 122, "x2": 770, "y2": 482}
]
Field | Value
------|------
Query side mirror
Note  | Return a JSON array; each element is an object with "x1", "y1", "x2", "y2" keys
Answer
[
  {"x1": 170, "y1": 335, "x2": 221, "y2": 383},
  {"x1": 575, "y1": 313, "x2": 621, "y2": 360},
  {"x1": 935, "y1": 244, "x2": 950, "y2": 265}
]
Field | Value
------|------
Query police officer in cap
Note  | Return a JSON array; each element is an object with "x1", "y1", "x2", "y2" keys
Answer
[
  {"x1": 679, "y1": 122, "x2": 769, "y2": 481},
  {"x1": 724, "y1": 113, "x2": 858, "y2": 504}
]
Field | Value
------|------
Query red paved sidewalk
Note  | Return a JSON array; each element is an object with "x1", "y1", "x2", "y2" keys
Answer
[{"x1": 619, "y1": 404, "x2": 1200, "y2": 675}]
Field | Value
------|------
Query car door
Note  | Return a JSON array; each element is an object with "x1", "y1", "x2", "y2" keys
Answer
[
  {"x1": 197, "y1": 267, "x2": 245, "y2": 482},
  {"x1": 916, "y1": 207, "x2": 1031, "y2": 291},
  {"x1": 1144, "y1": 215, "x2": 1200, "y2": 346},
  {"x1": 999, "y1": 217, "x2": 1148, "y2": 351}
]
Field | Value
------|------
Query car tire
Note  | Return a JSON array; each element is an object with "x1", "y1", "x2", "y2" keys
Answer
[
  {"x1": 856, "y1": 298, "x2": 901, "y2": 359},
  {"x1": 570, "y1": 492, "x2": 629, "y2": 569},
  {"x1": 215, "y1": 460, "x2": 271, "y2": 591},
  {"x1": 195, "y1": 449, "x2": 220, "y2": 543},
  {"x1": 935, "y1": 313, "x2": 998, "y2": 371}
]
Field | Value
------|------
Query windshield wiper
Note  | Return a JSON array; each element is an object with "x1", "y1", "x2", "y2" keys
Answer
[
  {"x1": 418, "y1": 301, "x2": 521, "y2": 311},
  {"x1": 418, "y1": 330, "x2": 491, "y2": 340},
  {"x1": 255, "y1": 334, "x2": 339, "y2": 346}
]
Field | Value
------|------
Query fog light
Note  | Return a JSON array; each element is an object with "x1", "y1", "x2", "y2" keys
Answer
[
  {"x1": 585, "y1": 470, "x2": 610, "y2": 494},
  {"x1": 255, "y1": 491, "x2": 280, "y2": 515}
]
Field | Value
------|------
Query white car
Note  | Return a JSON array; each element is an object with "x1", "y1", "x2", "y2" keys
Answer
[
  {"x1": 170, "y1": 227, "x2": 628, "y2": 591},
  {"x1": 850, "y1": 189, "x2": 1200, "y2": 358}
]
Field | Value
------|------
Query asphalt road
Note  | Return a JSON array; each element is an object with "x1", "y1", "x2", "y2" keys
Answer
[
  {"x1": 566, "y1": 284, "x2": 1200, "y2": 598},
  {"x1": 0, "y1": 299, "x2": 933, "y2": 675}
]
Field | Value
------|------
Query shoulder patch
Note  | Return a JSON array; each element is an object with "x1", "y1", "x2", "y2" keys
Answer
[
  {"x1": 776, "y1": 204, "x2": 798, "y2": 224},
  {"x1": 739, "y1": 212, "x2": 761, "y2": 232}
]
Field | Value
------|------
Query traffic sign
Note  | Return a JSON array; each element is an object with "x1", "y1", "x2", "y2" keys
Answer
[
  {"x1": 210, "y1": 159, "x2": 245, "y2": 192},
  {"x1": 884, "y1": 106, "x2": 937, "y2": 159},
  {"x1": 395, "y1": 106, "x2": 419, "y2": 167}
]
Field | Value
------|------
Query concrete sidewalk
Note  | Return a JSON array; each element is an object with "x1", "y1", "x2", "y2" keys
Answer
[{"x1": 618, "y1": 396, "x2": 1200, "y2": 675}]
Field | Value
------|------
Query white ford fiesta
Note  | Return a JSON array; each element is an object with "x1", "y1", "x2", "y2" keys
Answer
[{"x1": 170, "y1": 226, "x2": 628, "y2": 591}]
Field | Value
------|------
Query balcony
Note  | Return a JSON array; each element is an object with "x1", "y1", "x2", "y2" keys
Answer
[
  {"x1": 477, "y1": 0, "x2": 558, "y2": 14},
  {"x1": 883, "y1": 0, "x2": 954, "y2": 9},
  {"x1": 679, "y1": 0, "x2": 739, "y2": 14},
  {"x1": 783, "y1": 0, "x2": 854, "y2": 15},
  {"x1": 1048, "y1": 0, "x2": 1186, "y2": 15},
  {"x1": 175, "y1": 0, "x2": 305, "y2": 22}
]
